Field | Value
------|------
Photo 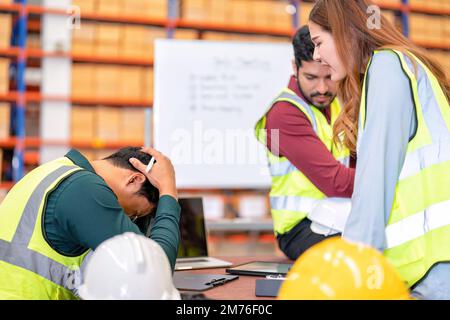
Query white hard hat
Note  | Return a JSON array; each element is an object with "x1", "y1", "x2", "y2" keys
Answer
[{"x1": 78, "y1": 232, "x2": 181, "y2": 300}]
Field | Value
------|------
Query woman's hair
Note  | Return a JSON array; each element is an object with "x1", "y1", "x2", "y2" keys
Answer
[{"x1": 309, "y1": 0, "x2": 450, "y2": 153}]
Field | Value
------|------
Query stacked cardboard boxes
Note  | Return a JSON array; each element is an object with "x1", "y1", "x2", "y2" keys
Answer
[
  {"x1": 71, "y1": 0, "x2": 96, "y2": 15},
  {"x1": 71, "y1": 106, "x2": 145, "y2": 144},
  {"x1": 95, "y1": 65, "x2": 121, "y2": 99},
  {"x1": 0, "y1": 103, "x2": 10, "y2": 140},
  {"x1": 96, "y1": 0, "x2": 122, "y2": 16},
  {"x1": 96, "y1": 23, "x2": 121, "y2": 57},
  {"x1": 71, "y1": 106, "x2": 96, "y2": 142},
  {"x1": 409, "y1": 0, "x2": 450, "y2": 10},
  {"x1": 120, "y1": 108, "x2": 146, "y2": 143},
  {"x1": 122, "y1": 0, "x2": 167, "y2": 19},
  {"x1": 71, "y1": 64, "x2": 153, "y2": 102},
  {"x1": 182, "y1": 0, "x2": 294, "y2": 30},
  {"x1": 121, "y1": 26, "x2": 166, "y2": 60},
  {"x1": 72, "y1": 0, "x2": 167, "y2": 19},
  {"x1": 72, "y1": 22, "x2": 96, "y2": 55},
  {"x1": 72, "y1": 22, "x2": 166, "y2": 60},
  {"x1": 410, "y1": 13, "x2": 450, "y2": 46},
  {"x1": 71, "y1": 64, "x2": 96, "y2": 99},
  {"x1": 0, "y1": 14, "x2": 11, "y2": 49},
  {"x1": 95, "y1": 106, "x2": 121, "y2": 142},
  {"x1": 0, "y1": 58, "x2": 9, "y2": 94}
]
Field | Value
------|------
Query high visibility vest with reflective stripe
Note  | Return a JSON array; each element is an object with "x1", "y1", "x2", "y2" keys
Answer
[
  {"x1": 0, "y1": 157, "x2": 90, "y2": 299},
  {"x1": 255, "y1": 88, "x2": 350, "y2": 235},
  {"x1": 359, "y1": 49, "x2": 450, "y2": 287}
]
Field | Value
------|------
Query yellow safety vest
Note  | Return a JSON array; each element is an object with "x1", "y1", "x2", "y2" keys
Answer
[
  {"x1": 359, "y1": 49, "x2": 450, "y2": 287},
  {"x1": 0, "y1": 157, "x2": 90, "y2": 299},
  {"x1": 255, "y1": 88, "x2": 350, "y2": 235}
]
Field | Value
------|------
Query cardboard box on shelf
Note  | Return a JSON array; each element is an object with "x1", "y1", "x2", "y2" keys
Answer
[
  {"x1": 121, "y1": 26, "x2": 165, "y2": 60},
  {"x1": 182, "y1": 0, "x2": 208, "y2": 21},
  {"x1": 141, "y1": 68, "x2": 153, "y2": 102},
  {"x1": 97, "y1": 23, "x2": 121, "y2": 44},
  {"x1": 71, "y1": 106, "x2": 96, "y2": 142},
  {"x1": 119, "y1": 66, "x2": 143, "y2": 100},
  {"x1": 95, "y1": 65, "x2": 120, "y2": 98},
  {"x1": 120, "y1": 108, "x2": 145, "y2": 144},
  {"x1": 142, "y1": 27, "x2": 167, "y2": 59},
  {"x1": 72, "y1": 0, "x2": 96, "y2": 15},
  {"x1": 72, "y1": 22, "x2": 96, "y2": 55},
  {"x1": 122, "y1": 0, "x2": 146, "y2": 17},
  {"x1": 146, "y1": 0, "x2": 168, "y2": 19},
  {"x1": 121, "y1": 0, "x2": 167, "y2": 18},
  {"x1": 249, "y1": 0, "x2": 272, "y2": 28},
  {"x1": 0, "y1": 58, "x2": 9, "y2": 94},
  {"x1": 270, "y1": 1, "x2": 293, "y2": 30},
  {"x1": 97, "y1": 0, "x2": 121, "y2": 16},
  {"x1": 229, "y1": 0, "x2": 251, "y2": 27},
  {"x1": 96, "y1": 42, "x2": 120, "y2": 57},
  {"x1": 96, "y1": 106, "x2": 121, "y2": 142},
  {"x1": 71, "y1": 64, "x2": 96, "y2": 98},
  {"x1": 0, "y1": 103, "x2": 10, "y2": 139},
  {"x1": 297, "y1": 1, "x2": 314, "y2": 27},
  {"x1": 209, "y1": 0, "x2": 226, "y2": 24},
  {"x1": 0, "y1": 14, "x2": 12, "y2": 47}
]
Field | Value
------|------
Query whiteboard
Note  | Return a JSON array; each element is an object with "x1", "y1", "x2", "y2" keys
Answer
[{"x1": 154, "y1": 39, "x2": 292, "y2": 189}]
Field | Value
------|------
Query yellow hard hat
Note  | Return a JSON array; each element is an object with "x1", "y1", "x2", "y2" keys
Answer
[{"x1": 278, "y1": 237, "x2": 411, "y2": 300}]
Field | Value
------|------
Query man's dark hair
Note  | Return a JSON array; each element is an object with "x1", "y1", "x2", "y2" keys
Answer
[
  {"x1": 103, "y1": 147, "x2": 159, "y2": 205},
  {"x1": 292, "y1": 25, "x2": 315, "y2": 68}
]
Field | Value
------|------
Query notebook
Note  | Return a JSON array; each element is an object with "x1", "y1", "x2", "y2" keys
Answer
[{"x1": 175, "y1": 198, "x2": 232, "y2": 271}]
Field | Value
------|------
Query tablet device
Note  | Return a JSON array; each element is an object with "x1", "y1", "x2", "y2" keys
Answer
[
  {"x1": 173, "y1": 273, "x2": 239, "y2": 292},
  {"x1": 225, "y1": 261, "x2": 292, "y2": 276}
]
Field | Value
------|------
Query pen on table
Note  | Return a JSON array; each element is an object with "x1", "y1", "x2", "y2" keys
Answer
[{"x1": 146, "y1": 157, "x2": 156, "y2": 173}]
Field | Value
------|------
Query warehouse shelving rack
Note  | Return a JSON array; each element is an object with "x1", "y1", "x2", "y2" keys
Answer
[{"x1": 0, "y1": 0, "x2": 449, "y2": 190}]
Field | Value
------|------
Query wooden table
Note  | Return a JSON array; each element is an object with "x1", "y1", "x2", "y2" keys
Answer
[{"x1": 175, "y1": 256, "x2": 290, "y2": 300}]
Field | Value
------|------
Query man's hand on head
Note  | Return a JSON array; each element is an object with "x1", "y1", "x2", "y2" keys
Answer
[{"x1": 129, "y1": 147, "x2": 178, "y2": 201}]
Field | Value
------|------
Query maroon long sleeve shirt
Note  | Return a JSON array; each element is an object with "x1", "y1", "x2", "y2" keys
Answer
[{"x1": 266, "y1": 76, "x2": 355, "y2": 197}]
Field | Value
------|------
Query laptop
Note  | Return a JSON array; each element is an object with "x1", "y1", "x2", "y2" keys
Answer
[{"x1": 175, "y1": 198, "x2": 232, "y2": 271}]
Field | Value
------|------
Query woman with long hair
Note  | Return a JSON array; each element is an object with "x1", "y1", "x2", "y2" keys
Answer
[{"x1": 308, "y1": 0, "x2": 450, "y2": 299}]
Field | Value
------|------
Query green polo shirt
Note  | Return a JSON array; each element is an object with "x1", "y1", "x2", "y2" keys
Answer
[{"x1": 44, "y1": 149, "x2": 181, "y2": 270}]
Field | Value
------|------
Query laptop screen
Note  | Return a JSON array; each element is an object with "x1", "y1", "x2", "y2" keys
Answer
[{"x1": 177, "y1": 198, "x2": 208, "y2": 258}]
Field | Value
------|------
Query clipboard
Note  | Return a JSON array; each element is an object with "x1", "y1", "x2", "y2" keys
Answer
[{"x1": 173, "y1": 273, "x2": 239, "y2": 292}]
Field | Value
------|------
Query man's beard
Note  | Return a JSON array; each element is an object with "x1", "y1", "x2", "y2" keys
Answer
[{"x1": 297, "y1": 82, "x2": 334, "y2": 109}]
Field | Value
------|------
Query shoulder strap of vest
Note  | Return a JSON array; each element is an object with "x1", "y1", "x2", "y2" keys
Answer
[
  {"x1": 272, "y1": 88, "x2": 318, "y2": 132},
  {"x1": 361, "y1": 49, "x2": 417, "y2": 132}
]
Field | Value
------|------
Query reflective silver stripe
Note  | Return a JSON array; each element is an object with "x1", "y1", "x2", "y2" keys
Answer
[
  {"x1": 385, "y1": 199, "x2": 450, "y2": 249},
  {"x1": 0, "y1": 240, "x2": 77, "y2": 289},
  {"x1": 269, "y1": 160, "x2": 297, "y2": 177},
  {"x1": 0, "y1": 165, "x2": 81, "y2": 291},
  {"x1": 270, "y1": 196, "x2": 319, "y2": 213},
  {"x1": 275, "y1": 91, "x2": 318, "y2": 133},
  {"x1": 12, "y1": 166, "x2": 79, "y2": 245},
  {"x1": 399, "y1": 138, "x2": 450, "y2": 180},
  {"x1": 403, "y1": 54, "x2": 449, "y2": 143}
]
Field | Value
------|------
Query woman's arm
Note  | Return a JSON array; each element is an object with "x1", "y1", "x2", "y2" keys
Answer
[{"x1": 343, "y1": 51, "x2": 417, "y2": 251}]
